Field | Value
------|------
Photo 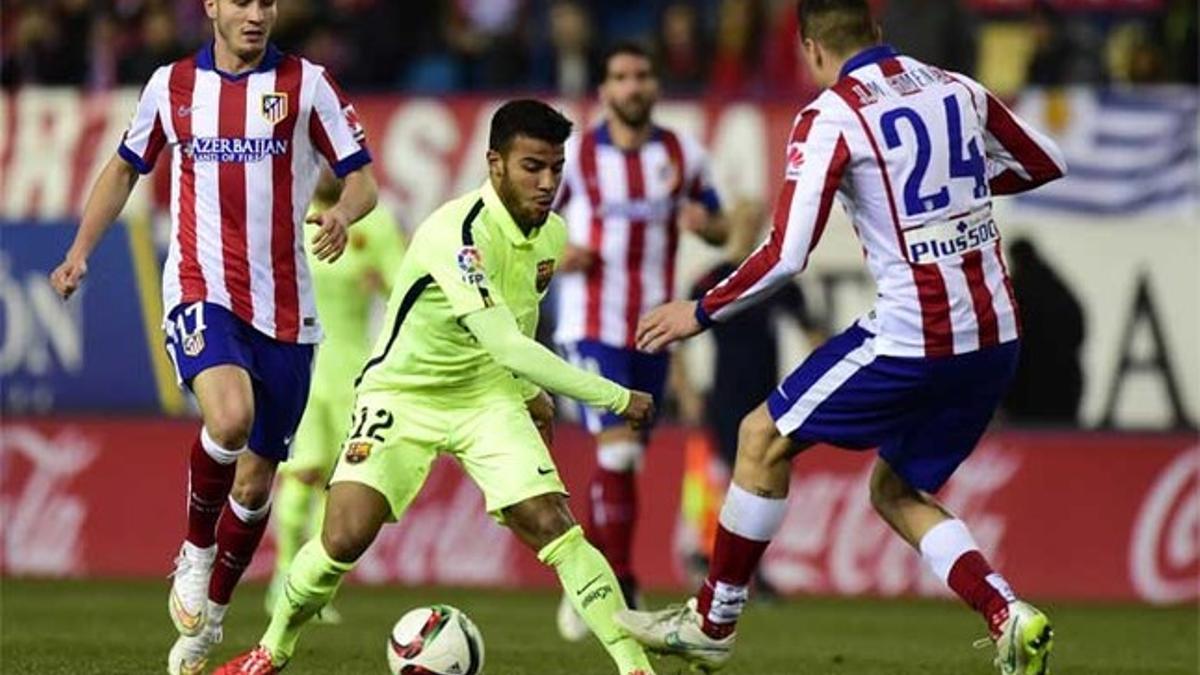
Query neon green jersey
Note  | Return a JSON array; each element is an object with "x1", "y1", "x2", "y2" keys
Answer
[
  {"x1": 304, "y1": 204, "x2": 406, "y2": 390},
  {"x1": 355, "y1": 182, "x2": 566, "y2": 401}
]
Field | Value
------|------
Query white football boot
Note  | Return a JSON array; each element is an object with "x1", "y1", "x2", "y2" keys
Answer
[
  {"x1": 168, "y1": 542, "x2": 216, "y2": 636},
  {"x1": 615, "y1": 598, "x2": 735, "y2": 672},
  {"x1": 167, "y1": 602, "x2": 226, "y2": 675},
  {"x1": 990, "y1": 601, "x2": 1054, "y2": 675}
]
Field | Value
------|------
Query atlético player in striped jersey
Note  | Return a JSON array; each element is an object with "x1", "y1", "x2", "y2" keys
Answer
[
  {"x1": 617, "y1": 2, "x2": 1066, "y2": 674},
  {"x1": 49, "y1": 2, "x2": 377, "y2": 673},
  {"x1": 552, "y1": 42, "x2": 728, "y2": 640}
]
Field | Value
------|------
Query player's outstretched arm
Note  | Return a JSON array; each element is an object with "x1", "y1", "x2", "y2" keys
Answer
[
  {"x1": 463, "y1": 306, "x2": 653, "y2": 428},
  {"x1": 307, "y1": 167, "x2": 379, "y2": 263},
  {"x1": 50, "y1": 154, "x2": 140, "y2": 299}
]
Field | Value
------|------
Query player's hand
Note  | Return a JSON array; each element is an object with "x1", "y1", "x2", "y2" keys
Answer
[
  {"x1": 49, "y1": 254, "x2": 88, "y2": 300},
  {"x1": 619, "y1": 390, "x2": 655, "y2": 431},
  {"x1": 636, "y1": 300, "x2": 703, "y2": 353},
  {"x1": 560, "y1": 244, "x2": 595, "y2": 273},
  {"x1": 307, "y1": 208, "x2": 351, "y2": 263},
  {"x1": 677, "y1": 200, "x2": 711, "y2": 237},
  {"x1": 526, "y1": 390, "x2": 555, "y2": 447}
]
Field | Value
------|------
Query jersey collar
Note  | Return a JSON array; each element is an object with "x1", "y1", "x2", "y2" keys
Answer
[
  {"x1": 196, "y1": 41, "x2": 284, "y2": 80},
  {"x1": 838, "y1": 43, "x2": 899, "y2": 81},
  {"x1": 481, "y1": 181, "x2": 538, "y2": 247}
]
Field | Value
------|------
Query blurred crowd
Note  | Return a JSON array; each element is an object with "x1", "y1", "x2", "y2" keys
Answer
[{"x1": 2, "y1": 0, "x2": 1196, "y2": 95}]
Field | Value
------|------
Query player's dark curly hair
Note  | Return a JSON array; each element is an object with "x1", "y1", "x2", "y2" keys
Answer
[
  {"x1": 489, "y1": 99, "x2": 573, "y2": 153},
  {"x1": 797, "y1": 0, "x2": 878, "y2": 54}
]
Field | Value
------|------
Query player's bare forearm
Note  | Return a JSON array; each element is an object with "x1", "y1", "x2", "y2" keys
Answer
[
  {"x1": 333, "y1": 168, "x2": 379, "y2": 226},
  {"x1": 697, "y1": 212, "x2": 730, "y2": 245},
  {"x1": 308, "y1": 169, "x2": 378, "y2": 263},
  {"x1": 50, "y1": 155, "x2": 139, "y2": 299},
  {"x1": 72, "y1": 155, "x2": 139, "y2": 260}
]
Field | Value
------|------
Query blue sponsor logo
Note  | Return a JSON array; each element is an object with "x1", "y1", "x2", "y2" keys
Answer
[{"x1": 183, "y1": 137, "x2": 289, "y2": 163}]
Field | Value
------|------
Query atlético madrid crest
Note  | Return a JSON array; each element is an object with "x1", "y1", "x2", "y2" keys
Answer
[{"x1": 260, "y1": 92, "x2": 288, "y2": 125}]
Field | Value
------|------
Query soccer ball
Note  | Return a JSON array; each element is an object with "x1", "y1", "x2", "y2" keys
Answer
[{"x1": 387, "y1": 604, "x2": 485, "y2": 675}]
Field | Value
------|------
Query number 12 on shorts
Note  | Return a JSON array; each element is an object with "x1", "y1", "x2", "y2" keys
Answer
[{"x1": 348, "y1": 405, "x2": 395, "y2": 443}]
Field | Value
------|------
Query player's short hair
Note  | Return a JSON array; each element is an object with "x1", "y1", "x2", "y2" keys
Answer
[
  {"x1": 797, "y1": 0, "x2": 878, "y2": 54},
  {"x1": 488, "y1": 99, "x2": 573, "y2": 153},
  {"x1": 602, "y1": 40, "x2": 655, "y2": 81}
]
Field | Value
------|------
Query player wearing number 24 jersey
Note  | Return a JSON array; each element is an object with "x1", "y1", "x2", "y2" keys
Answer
[{"x1": 621, "y1": 2, "x2": 1065, "y2": 675}]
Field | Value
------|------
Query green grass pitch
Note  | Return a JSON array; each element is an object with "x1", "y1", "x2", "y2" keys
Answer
[{"x1": 1, "y1": 579, "x2": 1195, "y2": 674}]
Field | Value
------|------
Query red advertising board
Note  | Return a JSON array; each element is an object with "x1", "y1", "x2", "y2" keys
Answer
[{"x1": 2, "y1": 418, "x2": 1195, "y2": 603}]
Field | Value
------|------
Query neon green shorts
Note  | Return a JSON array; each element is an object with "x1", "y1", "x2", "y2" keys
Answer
[{"x1": 328, "y1": 390, "x2": 565, "y2": 519}]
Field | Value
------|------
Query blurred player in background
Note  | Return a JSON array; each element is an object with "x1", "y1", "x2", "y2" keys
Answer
[
  {"x1": 216, "y1": 100, "x2": 658, "y2": 675},
  {"x1": 553, "y1": 41, "x2": 728, "y2": 640},
  {"x1": 618, "y1": 1, "x2": 1066, "y2": 673},
  {"x1": 265, "y1": 168, "x2": 406, "y2": 623},
  {"x1": 49, "y1": 1, "x2": 377, "y2": 673}
]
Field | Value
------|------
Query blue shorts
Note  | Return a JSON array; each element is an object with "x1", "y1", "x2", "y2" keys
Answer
[
  {"x1": 768, "y1": 324, "x2": 1018, "y2": 492},
  {"x1": 164, "y1": 302, "x2": 314, "y2": 462},
  {"x1": 562, "y1": 340, "x2": 669, "y2": 433}
]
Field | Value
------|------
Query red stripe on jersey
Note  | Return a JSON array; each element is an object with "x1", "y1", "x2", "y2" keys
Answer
[
  {"x1": 993, "y1": 240, "x2": 1022, "y2": 335},
  {"x1": 169, "y1": 59, "x2": 204, "y2": 302},
  {"x1": 579, "y1": 131, "x2": 604, "y2": 341},
  {"x1": 962, "y1": 250, "x2": 999, "y2": 348},
  {"x1": 985, "y1": 93, "x2": 1062, "y2": 191},
  {"x1": 912, "y1": 264, "x2": 953, "y2": 357},
  {"x1": 804, "y1": 136, "x2": 850, "y2": 269},
  {"x1": 309, "y1": 105, "x2": 337, "y2": 166},
  {"x1": 623, "y1": 151, "x2": 647, "y2": 347},
  {"x1": 218, "y1": 77, "x2": 254, "y2": 322},
  {"x1": 271, "y1": 56, "x2": 303, "y2": 341},
  {"x1": 659, "y1": 129, "x2": 686, "y2": 299},
  {"x1": 145, "y1": 115, "x2": 167, "y2": 167},
  {"x1": 835, "y1": 76, "x2": 954, "y2": 358}
]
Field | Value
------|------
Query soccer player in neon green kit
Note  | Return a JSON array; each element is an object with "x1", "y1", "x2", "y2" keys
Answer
[
  {"x1": 265, "y1": 168, "x2": 406, "y2": 622},
  {"x1": 216, "y1": 100, "x2": 658, "y2": 675}
]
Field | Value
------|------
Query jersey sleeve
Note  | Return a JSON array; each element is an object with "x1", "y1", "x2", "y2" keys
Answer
[
  {"x1": 309, "y1": 69, "x2": 372, "y2": 178},
  {"x1": 117, "y1": 66, "x2": 170, "y2": 175},
  {"x1": 956, "y1": 75, "x2": 1067, "y2": 195},
  {"x1": 419, "y1": 215, "x2": 504, "y2": 318},
  {"x1": 697, "y1": 105, "x2": 850, "y2": 326}
]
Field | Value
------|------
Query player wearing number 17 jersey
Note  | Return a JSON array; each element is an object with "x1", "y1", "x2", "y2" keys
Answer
[
  {"x1": 618, "y1": 2, "x2": 1065, "y2": 674},
  {"x1": 49, "y1": 2, "x2": 377, "y2": 674}
]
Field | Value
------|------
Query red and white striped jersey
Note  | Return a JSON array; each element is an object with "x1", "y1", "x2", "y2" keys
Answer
[
  {"x1": 554, "y1": 123, "x2": 721, "y2": 347},
  {"x1": 118, "y1": 43, "x2": 371, "y2": 344},
  {"x1": 698, "y1": 45, "x2": 1066, "y2": 358}
]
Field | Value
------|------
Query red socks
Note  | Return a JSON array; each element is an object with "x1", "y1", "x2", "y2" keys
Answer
[
  {"x1": 208, "y1": 497, "x2": 271, "y2": 605},
  {"x1": 948, "y1": 550, "x2": 1013, "y2": 638},
  {"x1": 186, "y1": 432, "x2": 237, "y2": 549},
  {"x1": 587, "y1": 467, "x2": 638, "y2": 580}
]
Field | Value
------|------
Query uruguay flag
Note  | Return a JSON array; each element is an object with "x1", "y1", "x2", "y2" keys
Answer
[{"x1": 1010, "y1": 87, "x2": 1199, "y2": 216}]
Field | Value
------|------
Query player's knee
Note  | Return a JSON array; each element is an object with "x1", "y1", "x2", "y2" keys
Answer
[
  {"x1": 229, "y1": 476, "x2": 272, "y2": 510},
  {"x1": 736, "y1": 408, "x2": 782, "y2": 467},
  {"x1": 506, "y1": 495, "x2": 575, "y2": 549},
  {"x1": 205, "y1": 405, "x2": 253, "y2": 450},
  {"x1": 291, "y1": 468, "x2": 325, "y2": 487},
  {"x1": 321, "y1": 520, "x2": 373, "y2": 563}
]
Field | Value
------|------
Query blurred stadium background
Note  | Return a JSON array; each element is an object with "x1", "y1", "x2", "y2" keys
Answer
[{"x1": 1, "y1": 1, "x2": 1198, "y2": 673}]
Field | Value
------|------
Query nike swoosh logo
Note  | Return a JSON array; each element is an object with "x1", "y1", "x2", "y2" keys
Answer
[
  {"x1": 575, "y1": 574, "x2": 604, "y2": 596},
  {"x1": 170, "y1": 590, "x2": 203, "y2": 632},
  {"x1": 537, "y1": 466, "x2": 555, "y2": 475},
  {"x1": 664, "y1": 633, "x2": 730, "y2": 654}
]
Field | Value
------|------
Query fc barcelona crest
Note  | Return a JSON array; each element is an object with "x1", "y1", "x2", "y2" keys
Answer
[
  {"x1": 535, "y1": 259, "x2": 556, "y2": 293},
  {"x1": 260, "y1": 92, "x2": 289, "y2": 125},
  {"x1": 344, "y1": 441, "x2": 373, "y2": 464}
]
